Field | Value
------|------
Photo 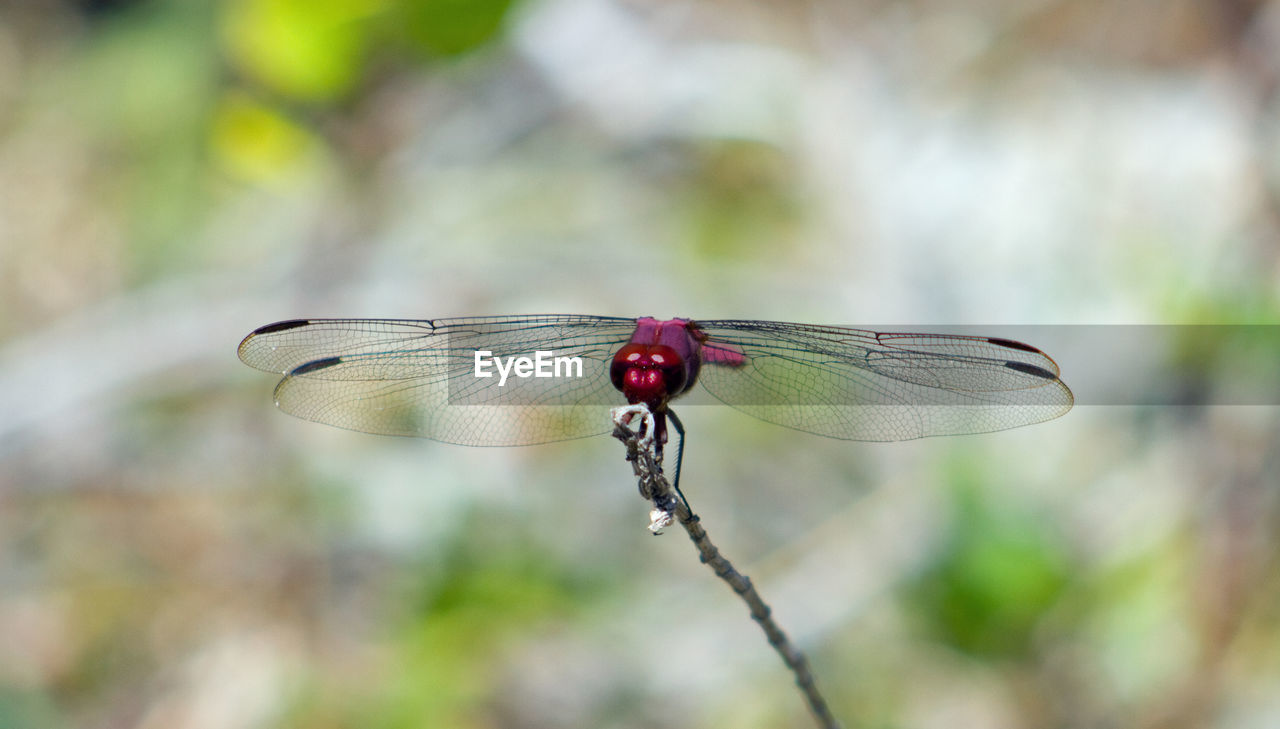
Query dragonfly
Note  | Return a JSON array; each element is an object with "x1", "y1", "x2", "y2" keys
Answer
[{"x1": 238, "y1": 315, "x2": 1073, "y2": 492}]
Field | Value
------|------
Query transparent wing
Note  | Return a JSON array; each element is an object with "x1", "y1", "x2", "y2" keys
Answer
[
  {"x1": 237, "y1": 315, "x2": 639, "y2": 445},
  {"x1": 693, "y1": 320, "x2": 1073, "y2": 441}
]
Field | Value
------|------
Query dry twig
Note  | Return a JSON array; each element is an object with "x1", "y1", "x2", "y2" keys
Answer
[{"x1": 610, "y1": 406, "x2": 842, "y2": 729}]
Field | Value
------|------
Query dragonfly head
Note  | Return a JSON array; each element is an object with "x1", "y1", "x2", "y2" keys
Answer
[{"x1": 610, "y1": 343, "x2": 688, "y2": 409}]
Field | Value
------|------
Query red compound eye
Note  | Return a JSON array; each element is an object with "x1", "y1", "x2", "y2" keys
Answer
[
  {"x1": 610, "y1": 344, "x2": 647, "y2": 391},
  {"x1": 610, "y1": 344, "x2": 686, "y2": 407}
]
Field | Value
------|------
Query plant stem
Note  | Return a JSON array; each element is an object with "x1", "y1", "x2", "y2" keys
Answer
[{"x1": 611, "y1": 418, "x2": 843, "y2": 729}]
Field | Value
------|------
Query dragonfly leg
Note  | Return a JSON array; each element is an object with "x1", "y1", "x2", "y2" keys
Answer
[{"x1": 666, "y1": 409, "x2": 692, "y2": 514}]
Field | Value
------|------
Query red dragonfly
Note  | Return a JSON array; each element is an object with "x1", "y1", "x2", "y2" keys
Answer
[{"x1": 238, "y1": 316, "x2": 1072, "y2": 482}]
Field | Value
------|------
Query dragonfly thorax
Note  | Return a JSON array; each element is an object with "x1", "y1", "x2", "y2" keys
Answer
[{"x1": 610, "y1": 343, "x2": 688, "y2": 409}]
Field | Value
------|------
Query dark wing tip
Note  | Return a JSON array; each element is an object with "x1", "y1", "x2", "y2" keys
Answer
[
  {"x1": 985, "y1": 337, "x2": 1042, "y2": 354},
  {"x1": 290, "y1": 356, "x2": 344, "y2": 376},
  {"x1": 252, "y1": 319, "x2": 311, "y2": 335},
  {"x1": 1004, "y1": 360, "x2": 1058, "y2": 380},
  {"x1": 239, "y1": 320, "x2": 313, "y2": 368}
]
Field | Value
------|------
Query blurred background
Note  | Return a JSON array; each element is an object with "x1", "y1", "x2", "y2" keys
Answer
[{"x1": 2, "y1": 0, "x2": 1279, "y2": 727}]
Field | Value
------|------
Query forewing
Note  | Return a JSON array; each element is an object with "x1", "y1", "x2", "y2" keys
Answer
[
  {"x1": 237, "y1": 316, "x2": 638, "y2": 445},
  {"x1": 693, "y1": 320, "x2": 1073, "y2": 441}
]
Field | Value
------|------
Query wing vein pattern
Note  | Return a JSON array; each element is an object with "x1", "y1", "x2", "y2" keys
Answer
[
  {"x1": 694, "y1": 320, "x2": 1073, "y2": 441},
  {"x1": 238, "y1": 315, "x2": 639, "y2": 445}
]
